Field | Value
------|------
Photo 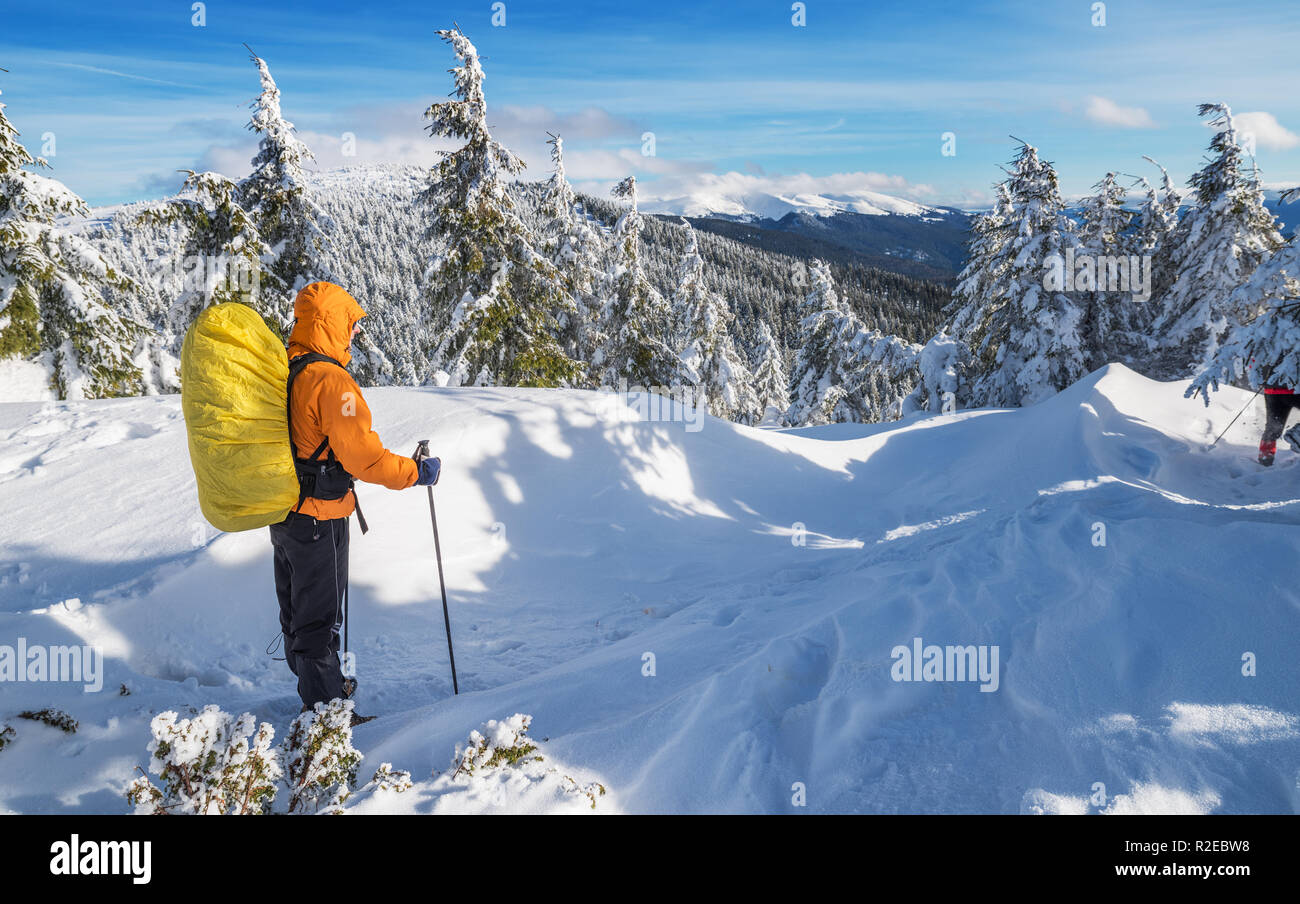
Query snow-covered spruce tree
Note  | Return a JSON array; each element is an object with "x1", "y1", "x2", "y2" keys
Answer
[
  {"x1": 126, "y1": 706, "x2": 281, "y2": 815},
  {"x1": 673, "y1": 219, "x2": 759, "y2": 422},
  {"x1": 1135, "y1": 156, "x2": 1182, "y2": 256},
  {"x1": 783, "y1": 260, "x2": 921, "y2": 425},
  {"x1": 1189, "y1": 204, "x2": 1300, "y2": 402},
  {"x1": 785, "y1": 259, "x2": 850, "y2": 425},
  {"x1": 238, "y1": 49, "x2": 330, "y2": 300},
  {"x1": 1075, "y1": 172, "x2": 1136, "y2": 366},
  {"x1": 781, "y1": 260, "x2": 909, "y2": 424},
  {"x1": 0, "y1": 83, "x2": 142, "y2": 399},
  {"x1": 1154, "y1": 104, "x2": 1284, "y2": 370},
  {"x1": 951, "y1": 143, "x2": 1085, "y2": 406},
  {"x1": 1000, "y1": 144, "x2": 1087, "y2": 404},
  {"x1": 944, "y1": 182, "x2": 1012, "y2": 392},
  {"x1": 540, "y1": 132, "x2": 606, "y2": 385},
  {"x1": 599, "y1": 175, "x2": 679, "y2": 389},
  {"x1": 908, "y1": 331, "x2": 970, "y2": 412},
  {"x1": 841, "y1": 322, "x2": 923, "y2": 420},
  {"x1": 750, "y1": 319, "x2": 790, "y2": 425},
  {"x1": 421, "y1": 27, "x2": 580, "y2": 387},
  {"x1": 139, "y1": 170, "x2": 284, "y2": 339},
  {"x1": 1130, "y1": 157, "x2": 1183, "y2": 345}
]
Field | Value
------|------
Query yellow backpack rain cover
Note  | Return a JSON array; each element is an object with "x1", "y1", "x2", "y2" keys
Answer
[{"x1": 181, "y1": 303, "x2": 300, "y2": 532}]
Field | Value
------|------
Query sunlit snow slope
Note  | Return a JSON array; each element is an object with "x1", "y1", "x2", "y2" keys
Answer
[{"x1": 0, "y1": 365, "x2": 1297, "y2": 814}]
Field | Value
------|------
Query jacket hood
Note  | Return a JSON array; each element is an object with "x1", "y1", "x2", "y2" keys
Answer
[{"x1": 287, "y1": 282, "x2": 366, "y2": 366}]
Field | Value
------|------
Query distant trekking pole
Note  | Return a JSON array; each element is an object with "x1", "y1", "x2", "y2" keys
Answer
[
  {"x1": 416, "y1": 440, "x2": 458, "y2": 695},
  {"x1": 1208, "y1": 388, "x2": 1263, "y2": 450}
]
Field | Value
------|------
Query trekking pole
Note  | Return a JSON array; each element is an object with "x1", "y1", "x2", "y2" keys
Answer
[
  {"x1": 416, "y1": 440, "x2": 458, "y2": 695},
  {"x1": 1208, "y1": 387, "x2": 1263, "y2": 450},
  {"x1": 341, "y1": 582, "x2": 354, "y2": 696}
]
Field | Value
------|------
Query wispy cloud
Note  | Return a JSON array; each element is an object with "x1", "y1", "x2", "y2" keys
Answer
[
  {"x1": 46, "y1": 61, "x2": 204, "y2": 90},
  {"x1": 1083, "y1": 96, "x2": 1157, "y2": 129}
]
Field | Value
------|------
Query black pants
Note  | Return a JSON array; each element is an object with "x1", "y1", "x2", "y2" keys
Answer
[
  {"x1": 270, "y1": 512, "x2": 348, "y2": 708},
  {"x1": 1261, "y1": 393, "x2": 1300, "y2": 451}
]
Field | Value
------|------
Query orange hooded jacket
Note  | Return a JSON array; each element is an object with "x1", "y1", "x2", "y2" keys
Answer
[{"x1": 287, "y1": 282, "x2": 418, "y2": 520}]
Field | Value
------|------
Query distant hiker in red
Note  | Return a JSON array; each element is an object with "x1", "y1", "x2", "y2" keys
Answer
[{"x1": 1258, "y1": 384, "x2": 1300, "y2": 466}]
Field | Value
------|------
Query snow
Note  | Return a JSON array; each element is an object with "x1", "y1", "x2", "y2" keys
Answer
[
  {"x1": 0, "y1": 357, "x2": 55, "y2": 402},
  {"x1": 0, "y1": 364, "x2": 1297, "y2": 813}
]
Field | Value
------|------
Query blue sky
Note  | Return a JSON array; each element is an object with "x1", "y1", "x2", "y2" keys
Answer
[{"x1": 3, "y1": 0, "x2": 1299, "y2": 209}]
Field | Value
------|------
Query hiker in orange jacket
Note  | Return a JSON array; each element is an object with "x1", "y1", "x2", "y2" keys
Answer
[{"x1": 272, "y1": 282, "x2": 439, "y2": 718}]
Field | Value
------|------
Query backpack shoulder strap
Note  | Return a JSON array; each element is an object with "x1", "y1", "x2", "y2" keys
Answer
[
  {"x1": 287, "y1": 352, "x2": 345, "y2": 395},
  {"x1": 286, "y1": 352, "x2": 347, "y2": 454}
]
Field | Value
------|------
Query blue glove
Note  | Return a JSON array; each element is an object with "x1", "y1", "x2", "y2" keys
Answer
[{"x1": 416, "y1": 456, "x2": 441, "y2": 487}]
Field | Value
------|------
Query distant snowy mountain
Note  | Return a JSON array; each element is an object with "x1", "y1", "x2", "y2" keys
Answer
[
  {"x1": 635, "y1": 185, "x2": 972, "y2": 279},
  {"x1": 676, "y1": 207, "x2": 972, "y2": 280},
  {"x1": 642, "y1": 188, "x2": 957, "y2": 221}
]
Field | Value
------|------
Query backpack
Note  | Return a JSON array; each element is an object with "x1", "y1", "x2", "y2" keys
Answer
[
  {"x1": 181, "y1": 303, "x2": 300, "y2": 532},
  {"x1": 181, "y1": 303, "x2": 367, "y2": 533}
]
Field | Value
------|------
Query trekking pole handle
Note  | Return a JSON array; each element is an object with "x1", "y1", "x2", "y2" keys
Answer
[{"x1": 414, "y1": 439, "x2": 431, "y2": 461}]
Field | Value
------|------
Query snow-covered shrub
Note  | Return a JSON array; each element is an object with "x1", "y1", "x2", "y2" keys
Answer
[
  {"x1": 367, "y1": 763, "x2": 413, "y2": 793},
  {"x1": 18, "y1": 708, "x2": 78, "y2": 733},
  {"x1": 126, "y1": 705, "x2": 281, "y2": 815},
  {"x1": 0, "y1": 724, "x2": 14, "y2": 751},
  {"x1": 560, "y1": 774, "x2": 608, "y2": 810},
  {"x1": 450, "y1": 713, "x2": 540, "y2": 779},
  {"x1": 284, "y1": 698, "x2": 363, "y2": 814},
  {"x1": 443, "y1": 713, "x2": 608, "y2": 811}
]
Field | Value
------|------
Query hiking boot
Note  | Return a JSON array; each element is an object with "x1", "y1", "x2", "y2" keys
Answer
[
  {"x1": 1259, "y1": 449, "x2": 1275, "y2": 466},
  {"x1": 1285, "y1": 425, "x2": 1300, "y2": 455}
]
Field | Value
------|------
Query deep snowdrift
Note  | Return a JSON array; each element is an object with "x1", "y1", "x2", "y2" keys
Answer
[{"x1": 1, "y1": 365, "x2": 1297, "y2": 814}]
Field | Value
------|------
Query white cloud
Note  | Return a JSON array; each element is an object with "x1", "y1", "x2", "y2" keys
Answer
[
  {"x1": 1083, "y1": 95, "x2": 1156, "y2": 129},
  {"x1": 1233, "y1": 111, "x2": 1300, "y2": 150},
  {"x1": 195, "y1": 143, "x2": 258, "y2": 180},
  {"x1": 313, "y1": 101, "x2": 646, "y2": 175},
  {"x1": 172, "y1": 100, "x2": 706, "y2": 193}
]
